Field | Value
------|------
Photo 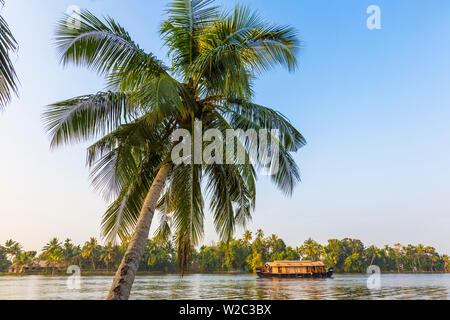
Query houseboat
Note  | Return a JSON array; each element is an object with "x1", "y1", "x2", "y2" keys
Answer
[{"x1": 256, "y1": 260, "x2": 334, "y2": 278}]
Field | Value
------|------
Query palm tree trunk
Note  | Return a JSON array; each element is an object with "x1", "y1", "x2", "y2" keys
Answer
[{"x1": 107, "y1": 163, "x2": 172, "y2": 300}]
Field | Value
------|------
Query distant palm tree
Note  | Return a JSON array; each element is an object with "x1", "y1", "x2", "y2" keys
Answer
[
  {"x1": 443, "y1": 255, "x2": 449, "y2": 272},
  {"x1": 46, "y1": 248, "x2": 64, "y2": 276},
  {"x1": 366, "y1": 245, "x2": 382, "y2": 266},
  {"x1": 243, "y1": 231, "x2": 252, "y2": 246},
  {"x1": 101, "y1": 242, "x2": 115, "y2": 271},
  {"x1": 256, "y1": 229, "x2": 265, "y2": 240},
  {"x1": 4, "y1": 239, "x2": 21, "y2": 260},
  {"x1": 44, "y1": 0, "x2": 304, "y2": 300},
  {"x1": 393, "y1": 243, "x2": 403, "y2": 272},
  {"x1": 268, "y1": 234, "x2": 279, "y2": 254},
  {"x1": 42, "y1": 238, "x2": 62, "y2": 259},
  {"x1": 13, "y1": 251, "x2": 37, "y2": 273},
  {"x1": 82, "y1": 238, "x2": 98, "y2": 270},
  {"x1": 0, "y1": 0, "x2": 18, "y2": 109},
  {"x1": 62, "y1": 239, "x2": 80, "y2": 265},
  {"x1": 424, "y1": 246, "x2": 438, "y2": 272},
  {"x1": 300, "y1": 238, "x2": 323, "y2": 261},
  {"x1": 416, "y1": 244, "x2": 425, "y2": 271}
]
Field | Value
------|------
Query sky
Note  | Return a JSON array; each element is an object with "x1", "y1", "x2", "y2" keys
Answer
[{"x1": 1, "y1": 0, "x2": 449, "y2": 254}]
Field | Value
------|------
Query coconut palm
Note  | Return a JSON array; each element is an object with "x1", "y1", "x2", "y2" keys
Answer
[
  {"x1": 393, "y1": 243, "x2": 403, "y2": 272},
  {"x1": 0, "y1": 0, "x2": 18, "y2": 109},
  {"x1": 44, "y1": 0, "x2": 304, "y2": 300},
  {"x1": 255, "y1": 229, "x2": 265, "y2": 240},
  {"x1": 4, "y1": 239, "x2": 22, "y2": 260},
  {"x1": 41, "y1": 238, "x2": 62, "y2": 259},
  {"x1": 366, "y1": 245, "x2": 382, "y2": 266},
  {"x1": 101, "y1": 242, "x2": 116, "y2": 271},
  {"x1": 416, "y1": 244, "x2": 425, "y2": 271},
  {"x1": 443, "y1": 255, "x2": 449, "y2": 272},
  {"x1": 242, "y1": 230, "x2": 252, "y2": 246},
  {"x1": 46, "y1": 248, "x2": 64, "y2": 276},
  {"x1": 13, "y1": 251, "x2": 37, "y2": 273},
  {"x1": 82, "y1": 238, "x2": 98, "y2": 270},
  {"x1": 299, "y1": 238, "x2": 323, "y2": 261}
]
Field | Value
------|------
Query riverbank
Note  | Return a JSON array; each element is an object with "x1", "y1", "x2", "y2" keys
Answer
[{"x1": 1, "y1": 270, "x2": 449, "y2": 277}]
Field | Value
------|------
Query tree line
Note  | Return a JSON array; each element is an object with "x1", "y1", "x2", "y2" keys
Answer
[{"x1": 1, "y1": 230, "x2": 449, "y2": 274}]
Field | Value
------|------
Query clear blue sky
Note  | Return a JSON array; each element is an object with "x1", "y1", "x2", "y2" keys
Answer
[{"x1": 1, "y1": 0, "x2": 449, "y2": 253}]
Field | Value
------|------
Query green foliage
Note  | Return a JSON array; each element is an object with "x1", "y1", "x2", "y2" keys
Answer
[
  {"x1": 0, "y1": 246, "x2": 11, "y2": 271},
  {"x1": 1, "y1": 234, "x2": 449, "y2": 274},
  {"x1": 4, "y1": 239, "x2": 22, "y2": 260},
  {"x1": 298, "y1": 238, "x2": 323, "y2": 261},
  {"x1": 194, "y1": 245, "x2": 224, "y2": 272},
  {"x1": 142, "y1": 239, "x2": 177, "y2": 272},
  {"x1": 0, "y1": 0, "x2": 18, "y2": 109}
]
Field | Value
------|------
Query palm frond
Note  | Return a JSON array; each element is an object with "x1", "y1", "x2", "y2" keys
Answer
[
  {"x1": 101, "y1": 178, "x2": 148, "y2": 243},
  {"x1": 43, "y1": 91, "x2": 132, "y2": 148},
  {"x1": 216, "y1": 104, "x2": 301, "y2": 195},
  {"x1": 55, "y1": 9, "x2": 166, "y2": 77},
  {"x1": 218, "y1": 5, "x2": 300, "y2": 73},
  {"x1": 161, "y1": 0, "x2": 219, "y2": 76},
  {"x1": 204, "y1": 163, "x2": 255, "y2": 242},
  {"x1": 164, "y1": 163, "x2": 204, "y2": 274},
  {"x1": 131, "y1": 73, "x2": 189, "y2": 119},
  {"x1": 188, "y1": 5, "x2": 300, "y2": 97},
  {"x1": 224, "y1": 98, "x2": 306, "y2": 152},
  {"x1": 0, "y1": 5, "x2": 18, "y2": 109},
  {"x1": 87, "y1": 115, "x2": 170, "y2": 200}
]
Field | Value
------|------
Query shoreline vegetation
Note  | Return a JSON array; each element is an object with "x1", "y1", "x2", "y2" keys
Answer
[
  {"x1": 2, "y1": 230, "x2": 449, "y2": 276},
  {"x1": 1, "y1": 271, "x2": 449, "y2": 277}
]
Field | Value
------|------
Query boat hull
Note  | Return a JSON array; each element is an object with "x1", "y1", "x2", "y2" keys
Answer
[{"x1": 256, "y1": 269, "x2": 333, "y2": 279}]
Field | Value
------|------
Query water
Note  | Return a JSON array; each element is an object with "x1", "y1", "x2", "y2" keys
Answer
[{"x1": 0, "y1": 274, "x2": 449, "y2": 300}]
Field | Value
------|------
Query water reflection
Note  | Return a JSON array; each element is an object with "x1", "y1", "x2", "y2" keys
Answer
[{"x1": 0, "y1": 274, "x2": 448, "y2": 300}]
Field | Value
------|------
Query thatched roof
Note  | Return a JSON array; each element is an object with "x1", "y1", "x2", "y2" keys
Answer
[
  {"x1": 267, "y1": 260, "x2": 325, "y2": 267},
  {"x1": 8, "y1": 261, "x2": 66, "y2": 270}
]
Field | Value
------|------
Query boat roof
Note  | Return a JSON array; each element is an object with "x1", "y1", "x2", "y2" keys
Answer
[{"x1": 267, "y1": 261, "x2": 325, "y2": 267}]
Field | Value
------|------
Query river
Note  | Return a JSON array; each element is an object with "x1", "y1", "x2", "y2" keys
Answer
[{"x1": 0, "y1": 273, "x2": 449, "y2": 300}]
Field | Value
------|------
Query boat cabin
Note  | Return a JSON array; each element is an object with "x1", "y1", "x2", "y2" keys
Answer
[{"x1": 256, "y1": 260, "x2": 333, "y2": 278}]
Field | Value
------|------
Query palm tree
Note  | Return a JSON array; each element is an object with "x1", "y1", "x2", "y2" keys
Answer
[
  {"x1": 101, "y1": 242, "x2": 115, "y2": 271},
  {"x1": 256, "y1": 229, "x2": 265, "y2": 240},
  {"x1": 0, "y1": 0, "x2": 18, "y2": 109},
  {"x1": 267, "y1": 234, "x2": 280, "y2": 255},
  {"x1": 424, "y1": 246, "x2": 438, "y2": 272},
  {"x1": 41, "y1": 238, "x2": 62, "y2": 259},
  {"x1": 403, "y1": 245, "x2": 418, "y2": 272},
  {"x1": 242, "y1": 230, "x2": 252, "y2": 247},
  {"x1": 416, "y1": 244, "x2": 425, "y2": 271},
  {"x1": 62, "y1": 239, "x2": 75, "y2": 264},
  {"x1": 82, "y1": 238, "x2": 98, "y2": 270},
  {"x1": 442, "y1": 255, "x2": 449, "y2": 273},
  {"x1": 13, "y1": 251, "x2": 37, "y2": 273},
  {"x1": 44, "y1": 0, "x2": 304, "y2": 300},
  {"x1": 46, "y1": 248, "x2": 64, "y2": 276},
  {"x1": 393, "y1": 243, "x2": 403, "y2": 272},
  {"x1": 300, "y1": 238, "x2": 323, "y2": 261},
  {"x1": 366, "y1": 245, "x2": 382, "y2": 266},
  {"x1": 4, "y1": 239, "x2": 22, "y2": 260}
]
